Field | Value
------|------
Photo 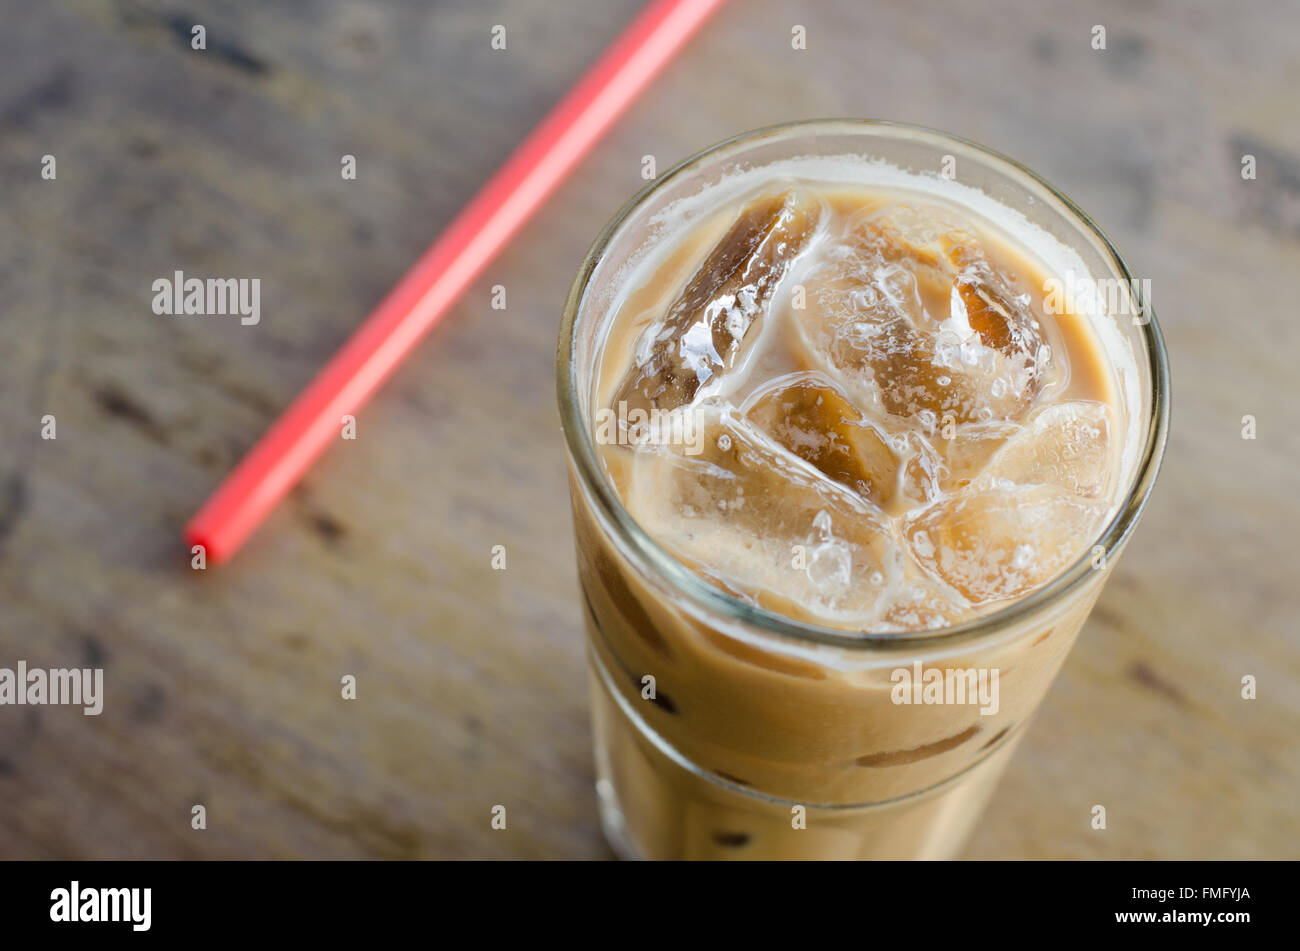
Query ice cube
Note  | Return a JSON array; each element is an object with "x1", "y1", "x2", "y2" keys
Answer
[
  {"x1": 945, "y1": 238, "x2": 1043, "y2": 361},
  {"x1": 902, "y1": 484, "x2": 1109, "y2": 605},
  {"x1": 614, "y1": 188, "x2": 825, "y2": 412},
  {"x1": 793, "y1": 203, "x2": 1048, "y2": 426},
  {"x1": 851, "y1": 202, "x2": 967, "y2": 292},
  {"x1": 626, "y1": 405, "x2": 900, "y2": 624},
  {"x1": 873, "y1": 578, "x2": 974, "y2": 632},
  {"x1": 981, "y1": 401, "x2": 1115, "y2": 498},
  {"x1": 795, "y1": 265, "x2": 957, "y2": 424},
  {"x1": 741, "y1": 371, "x2": 898, "y2": 505},
  {"x1": 937, "y1": 420, "x2": 1020, "y2": 490},
  {"x1": 894, "y1": 430, "x2": 947, "y2": 504}
]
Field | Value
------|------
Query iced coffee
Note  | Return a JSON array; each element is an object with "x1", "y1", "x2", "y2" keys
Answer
[{"x1": 558, "y1": 122, "x2": 1167, "y2": 860}]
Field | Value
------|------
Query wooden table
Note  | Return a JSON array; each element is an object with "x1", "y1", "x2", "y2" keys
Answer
[{"x1": 1, "y1": 0, "x2": 1296, "y2": 859}]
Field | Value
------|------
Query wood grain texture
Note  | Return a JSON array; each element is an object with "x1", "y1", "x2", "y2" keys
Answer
[{"x1": 0, "y1": 0, "x2": 1296, "y2": 859}]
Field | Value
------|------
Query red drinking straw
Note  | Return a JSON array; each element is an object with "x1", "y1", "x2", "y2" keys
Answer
[{"x1": 185, "y1": 0, "x2": 728, "y2": 563}]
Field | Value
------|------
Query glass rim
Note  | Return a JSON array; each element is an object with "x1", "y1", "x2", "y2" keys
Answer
[{"x1": 557, "y1": 118, "x2": 1171, "y2": 652}]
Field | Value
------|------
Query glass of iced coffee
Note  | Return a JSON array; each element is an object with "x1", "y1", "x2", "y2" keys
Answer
[{"x1": 557, "y1": 120, "x2": 1169, "y2": 860}]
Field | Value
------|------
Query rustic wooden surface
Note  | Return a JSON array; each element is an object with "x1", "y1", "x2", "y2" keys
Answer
[{"x1": 1, "y1": 0, "x2": 1296, "y2": 859}]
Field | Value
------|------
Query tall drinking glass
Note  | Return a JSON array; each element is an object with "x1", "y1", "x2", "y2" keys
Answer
[{"x1": 557, "y1": 121, "x2": 1169, "y2": 860}]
